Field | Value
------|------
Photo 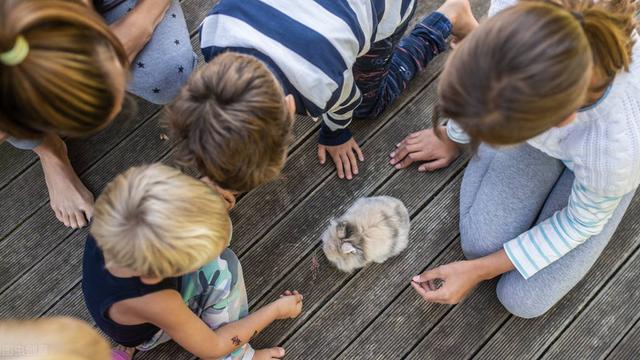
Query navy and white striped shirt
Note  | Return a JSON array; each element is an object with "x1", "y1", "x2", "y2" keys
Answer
[{"x1": 200, "y1": 0, "x2": 415, "y2": 145}]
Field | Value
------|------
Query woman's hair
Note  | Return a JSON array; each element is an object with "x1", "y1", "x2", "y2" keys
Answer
[
  {"x1": 91, "y1": 163, "x2": 231, "y2": 279},
  {"x1": 165, "y1": 52, "x2": 295, "y2": 193},
  {"x1": 0, "y1": 0, "x2": 128, "y2": 139},
  {"x1": 436, "y1": 0, "x2": 637, "y2": 146},
  {"x1": 0, "y1": 317, "x2": 111, "y2": 360}
]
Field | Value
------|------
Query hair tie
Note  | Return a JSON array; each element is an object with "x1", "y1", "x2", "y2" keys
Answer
[
  {"x1": 571, "y1": 11, "x2": 585, "y2": 26},
  {"x1": 0, "y1": 36, "x2": 29, "y2": 66}
]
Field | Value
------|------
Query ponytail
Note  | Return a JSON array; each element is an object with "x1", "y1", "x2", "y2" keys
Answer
[
  {"x1": 573, "y1": 0, "x2": 637, "y2": 78},
  {"x1": 0, "y1": 0, "x2": 128, "y2": 139}
]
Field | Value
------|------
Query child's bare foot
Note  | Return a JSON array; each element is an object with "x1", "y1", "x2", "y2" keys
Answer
[
  {"x1": 34, "y1": 134, "x2": 94, "y2": 229},
  {"x1": 438, "y1": 0, "x2": 479, "y2": 41},
  {"x1": 254, "y1": 347, "x2": 286, "y2": 359}
]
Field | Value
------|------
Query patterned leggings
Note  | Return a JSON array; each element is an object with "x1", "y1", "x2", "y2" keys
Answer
[
  {"x1": 353, "y1": 12, "x2": 452, "y2": 119},
  {"x1": 138, "y1": 248, "x2": 254, "y2": 360}
]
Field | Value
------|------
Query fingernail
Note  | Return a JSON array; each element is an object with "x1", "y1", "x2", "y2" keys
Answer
[
  {"x1": 413, "y1": 276, "x2": 420, "y2": 282},
  {"x1": 396, "y1": 143, "x2": 401, "y2": 147},
  {"x1": 390, "y1": 152, "x2": 395, "y2": 157},
  {"x1": 354, "y1": 170, "x2": 359, "y2": 175},
  {"x1": 390, "y1": 159, "x2": 396, "y2": 165},
  {"x1": 395, "y1": 164, "x2": 402, "y2": 169}
]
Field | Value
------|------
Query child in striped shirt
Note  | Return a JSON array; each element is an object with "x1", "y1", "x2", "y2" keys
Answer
[
  {"x1": 404, "y1": 0, "x2": 640, "y2": 318},
  {"x1": 166, "y1": 0, "x2": 478, "y2": 189}
]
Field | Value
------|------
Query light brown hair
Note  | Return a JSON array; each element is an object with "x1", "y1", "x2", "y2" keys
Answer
[
  {"x1": 0, "y1": 0, "x2": 128, "y2": 139},
  {"x1": 435, "y1": 0, "x2": 637, "y2": 146},
  {"x1": 0, "y1": 317, "x2": 111, "y2": 360},
  {"x1": 166, "y1": 52, "x2": 294, "y2": 193},
  {"x1": 91, "y1": 163, "x2": 230, "y2": 279}
]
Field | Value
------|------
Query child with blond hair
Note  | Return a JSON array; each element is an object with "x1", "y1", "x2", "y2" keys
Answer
[
  {"x1": 82, "y1": 163, "x2": 303, "y2": 359},
  {"x1": 0, "y1": 317, "x2": 111, "y2": 360}
]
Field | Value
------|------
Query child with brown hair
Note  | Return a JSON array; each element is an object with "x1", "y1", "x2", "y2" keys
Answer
[
  {"x1": 0, "y1": 317, "x2": 111, "y2": 360},
  {"x1": 400, "y1": 0, "x2": 640, "y2": 318},
  {"x1": 166, "y1": 0, "x2": 479, "y2": 189},
  {"x1": 82, "y1": 163, "x2": 303, "y2": 359}
]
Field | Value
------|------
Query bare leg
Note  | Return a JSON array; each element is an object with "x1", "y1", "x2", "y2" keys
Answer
[{"x1": 33, "y1": 134, "x2": 94, "y2": 229}]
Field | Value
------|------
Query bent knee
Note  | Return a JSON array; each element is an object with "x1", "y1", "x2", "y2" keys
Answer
[
  {"x1": 496, "y1": 279, "x2": 554, "y2": 319},
  {"x1": 459, "y1": 216, "x2": 502, "y2": 260}
]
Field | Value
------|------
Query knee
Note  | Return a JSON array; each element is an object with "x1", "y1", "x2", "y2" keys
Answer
[
  {"x1": 496, "y1": 278, "x2": 553, "y2": 319},
  {"x1": 131, "y1": 50, "x2": 196, "y2": 105},
  {"x1": 459, "y1": 216, "x2": 495, "y2": 260}
]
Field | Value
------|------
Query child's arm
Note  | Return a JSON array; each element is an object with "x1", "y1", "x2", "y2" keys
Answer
[
  {"x1": 120, "y1": 290, "x2": 302, "y2": 359},
  {"x1": 108, "y1": 0, "x2": 172, "y2": 63}
]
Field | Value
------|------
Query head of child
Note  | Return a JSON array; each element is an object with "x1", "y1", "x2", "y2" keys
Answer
[
  {"x1": 436, "y1": 0, "x2": 637, "y2": 146},
  {"x1": 166, "y1": 52, "x2": 295, "y2": 194},
  {"x1": 0, "y1": 317, "x2": 111, "y2": 360},
  {"x1": 91, "y1": 163, "x2": 231, "y2": 285},
  {"x1": 0, "y1": 0, "x2": 128, "y2": 140}
]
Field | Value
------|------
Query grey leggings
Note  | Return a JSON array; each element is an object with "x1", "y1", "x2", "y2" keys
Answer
[
  {"x1": 6, "y1": 0, "x2": 196, "y2": 151},
  {"x1": 460, "y1": 144, "x2": 636, "y2": 318}
]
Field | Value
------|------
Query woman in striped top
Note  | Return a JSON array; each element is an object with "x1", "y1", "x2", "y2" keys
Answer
[{"x1": 402, "y1": 0, "x2": 640, "y2": 318}]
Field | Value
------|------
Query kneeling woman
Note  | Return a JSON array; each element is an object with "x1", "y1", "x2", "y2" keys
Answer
[{"x1": 400, "y1": 0, "x2": 639, "y2": 317}]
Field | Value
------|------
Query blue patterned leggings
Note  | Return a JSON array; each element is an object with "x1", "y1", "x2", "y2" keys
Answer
[{"x1": 353, "y1": 12, "x2": 452, "y2": 119}]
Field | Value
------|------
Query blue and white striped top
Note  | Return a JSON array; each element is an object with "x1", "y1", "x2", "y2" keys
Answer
[{"x1": 199, "y1": 0, "x2": 415, "y2": 145}]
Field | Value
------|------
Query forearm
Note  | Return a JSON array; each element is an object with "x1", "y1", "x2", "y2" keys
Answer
[
  {"x1": 472, "y1": 249, "x2": 515, "y2": 281},
  {"x1": 0, "y1": 130, "x2": 8, "y2": 144},
  {"x1": 109, "y1": 0, "x2": 172, "y2": 62},
  {"x1": 202, "y1": 302, "x2": 279, "y2": 359}
]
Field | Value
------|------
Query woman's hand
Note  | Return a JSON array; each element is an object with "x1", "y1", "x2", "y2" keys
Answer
[
  {"x1": 411, "y1": 261, "x2": 483, "y2": 304},
  {"x1": 412, "y1": 250, "x2": 515, "y2": 304},
  {"x1": 390, "y1": 127, "x2": 461, "y2": 172},
  {"x1": 274, "y1": 290, "x2": 304, "y2": 320}
]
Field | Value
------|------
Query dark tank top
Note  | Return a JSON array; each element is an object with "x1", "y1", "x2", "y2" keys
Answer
[
  {"x1": 82, "y1": 235, "x2": 180, "y2": 347},
  {"x1": 92, "y1": 0, "x2": 127, "y2": 13}
]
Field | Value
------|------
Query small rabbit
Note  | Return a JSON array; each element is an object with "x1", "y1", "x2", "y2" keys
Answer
[{"x1": 322, "y1": 196, "x2": 410, "y2": 273}]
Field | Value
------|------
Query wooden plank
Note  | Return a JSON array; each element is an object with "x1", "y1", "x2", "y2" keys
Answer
[
  {"x1": 606, "y1": 319, "x2": 640, "y2": 360},
  {"x1": 541, "y1": 247, "x2": 640, "y2": 359},
  {"x1": 472, "y1": 194, "x2": 640, "y2": 359}
]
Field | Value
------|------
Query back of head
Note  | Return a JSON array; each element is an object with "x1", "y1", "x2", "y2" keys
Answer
[
  {"x1": 166, "y1": 52, "x2": 294, "y2": 193},
  {"x1": 91, "y1": 163, "x2": 230, "y2": 278},
  {"x1": 0, "y1": 317, "x2": 110, "y2": 360},
  {"x1": 0, "y1": 0, "x2": 128, "y2": 139},
  {"x1": 436, "y1": 0, "x2": 637, "y2": 146}
]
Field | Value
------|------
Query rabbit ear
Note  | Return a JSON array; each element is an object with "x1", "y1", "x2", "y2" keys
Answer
[{"x1": 341, "y1": 242, "x2": 357, "y2": 254}]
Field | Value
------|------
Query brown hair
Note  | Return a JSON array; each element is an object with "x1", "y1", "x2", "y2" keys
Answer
[
  {"x1": 0, "y1": 0, "x2": 128, "y2": 139},
  {"x1": 166, "y1": 52, "x2": 294, "y2": 193},
  {"x1": 436, "y1": 0, "x2": 637, "y2": 146}
]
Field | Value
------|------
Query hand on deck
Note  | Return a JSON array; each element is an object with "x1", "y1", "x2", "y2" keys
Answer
[
  {"x1": 390, "y1": 127, "x2": 460, "y2": 172},
  {"x1": 411, "y1": 260, "x2": 481, "y2": 305},
  {"x1": 318, "y1": 138, "x2": 364, "y2": 180}
]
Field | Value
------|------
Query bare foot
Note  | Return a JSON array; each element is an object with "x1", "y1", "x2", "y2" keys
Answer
[
  {"x1": 254, "y1": 347, "x2": 286, "y2": 360},
  {"x1": 34, "y1": 134, "x2": 94, "y2": 229},
  {"x1": 438, "y1": 0, "x2": 479, "y2": 41}
]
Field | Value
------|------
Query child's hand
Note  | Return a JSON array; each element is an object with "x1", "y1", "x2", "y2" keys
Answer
[
  {"x1": 274, "y1": 290, "x2": 304, "y2": 320},
  {"x1": 318, "y1": 138, "x2": 364, "y2": 180},
  {"x1": 411, "y1": 261, "x2": 482, "y2": 304},
  {"x1": 389, "y1": 127, "x2": 460, "y2": 172}
]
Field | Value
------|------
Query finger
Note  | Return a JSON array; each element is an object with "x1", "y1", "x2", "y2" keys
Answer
[
  {"x1": 332, "y1": 153, "x2": 344, "y2": 179},
  {"x1": 390, "y1": 145, "x2": 410, "y2": 165},
  {"x1": 419, "y1": 159, "x2": 449, "y2": 172},
  {"x1": 271, "y1": 347, "x2": 286, "y2": 359},
  {"x1": 411, "y1": 281, "x2": 448, "y2": 303},
  {"x1": 347, "y1": 150, "x2": 359, "y2": 176},
  {"x1": 75, "y1": 212, "x2": 88, "y2": 228},
  {"x1": 396, "y1": 152, "x2": 417, "y2": 169},
  {"x1": 341, "y1": 154, "x2": 352, "y2": 180},
  {"x1": 412, "y1": 268, "x2": 443, "y2": 284},
  {"x1": 318, "y1": 146, "x2": 326, "y2": 165},
  {"x1": 353, "y1": 142, "x2": 364, "y2": 161}
]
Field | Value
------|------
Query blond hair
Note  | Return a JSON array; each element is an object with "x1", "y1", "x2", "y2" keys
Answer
[
  {"x1": 0, "y1": 0, "x2": 128, "y2": 139},
  {"x1": 91, "y1": 163, "x2": 230, "y2": 278},
  {"x1": 0, "y1": 317, "x2": 110, "y2": 360},
  {"x1": 435, "y1": 0, "x2": 637, "y2": 146},
  {"x1": 166, "y1": 52, "x2": 294, "y2": 193}
]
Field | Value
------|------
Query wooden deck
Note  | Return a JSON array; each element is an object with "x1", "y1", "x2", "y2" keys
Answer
[{"x1": 2, "y1": 1, "x2": 640, "y2": 359}]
